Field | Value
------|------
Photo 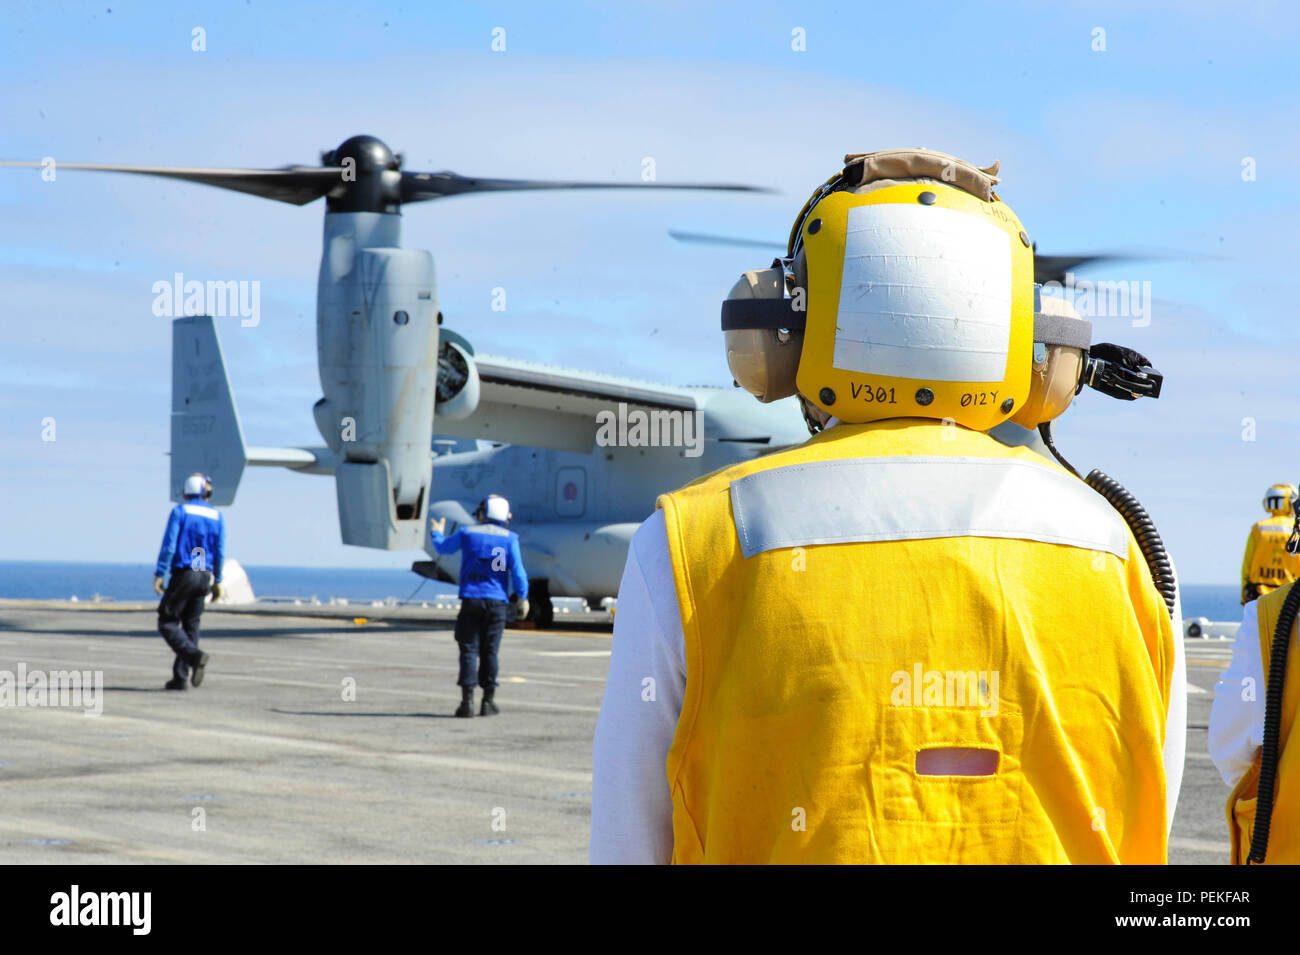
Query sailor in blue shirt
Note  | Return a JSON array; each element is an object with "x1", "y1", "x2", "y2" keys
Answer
[
  {"x1": 153, "y1": 473, "x2": 224, "y2": 690},
  {"x1": 430, "y1": 494, "x2": 529, "y2": 717}
]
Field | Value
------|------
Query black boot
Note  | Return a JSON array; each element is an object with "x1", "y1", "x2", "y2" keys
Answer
[
  {"x1": 189, "y1": 651, "x2": 210, "y2": 688},
  {"x1": 480, "y1": 686, "x2": 499, "y2": 716},
  {"x1": 455, "y1": 685, "x2": 474, "y2": 718}
]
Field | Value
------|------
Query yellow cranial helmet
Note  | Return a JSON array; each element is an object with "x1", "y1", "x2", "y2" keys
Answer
[
  {"x1": 795, "y1": 181, "x2": 1036, "y2": 429},
  {"x1": 723, "y1": 149, "x2": 1061, "y2": 431},
  {"x1": 1264, "y1": 483, "x2": 1296, "y2": 516}
]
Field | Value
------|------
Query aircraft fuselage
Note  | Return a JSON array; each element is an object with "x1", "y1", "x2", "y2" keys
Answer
[{"x1": 425, "y1": 387, "x2": 809, "y2": 603}]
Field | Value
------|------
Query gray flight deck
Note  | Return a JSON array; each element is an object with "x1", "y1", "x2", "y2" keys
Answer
[{"x1": 0, "y1": 600, "x2": 1237, "y2": 864}]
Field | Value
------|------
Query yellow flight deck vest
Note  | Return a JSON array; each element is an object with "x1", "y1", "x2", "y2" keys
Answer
[
  {"x1": 657, "y1": 418, "x2": 1174, "y2": 864},
  {"x1": 1226, "y1": 581, "x2": 1300, "y2": 864},
  {"x1": 1242, "y1": 517, "x2": 1300, "y2": 601}
]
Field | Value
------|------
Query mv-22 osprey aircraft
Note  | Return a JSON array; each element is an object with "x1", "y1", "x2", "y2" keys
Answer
[
  {"x1": 173, "y1": 314, "x2": 811, "y2": 625},
  {"x1": 3, "y1": 135, "x2": 800, "y2": 625},
  {"x1": 3, "y1": 137, "x2": 1159, "y2": 626}
]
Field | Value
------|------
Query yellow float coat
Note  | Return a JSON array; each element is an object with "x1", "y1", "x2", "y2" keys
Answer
[
  {"x1": 1226, "y1": 581, "x2": 1300, "y2": 864},
  {"x1": 1241, "y1": 517, "x2": 1300, "y2": 602},
  {"x1": 657, "y1": 419, "x2": 1174, "y2": 864}
]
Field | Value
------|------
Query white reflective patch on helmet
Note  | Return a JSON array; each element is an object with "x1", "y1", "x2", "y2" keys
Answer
[{"x1": 831, "y1": 203, "x2": 1012, "y2": 383}]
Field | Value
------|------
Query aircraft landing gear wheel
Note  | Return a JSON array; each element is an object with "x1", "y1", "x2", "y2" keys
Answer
[{"x1": 527, "y1": 579, "x2": 554, "y2": 629}]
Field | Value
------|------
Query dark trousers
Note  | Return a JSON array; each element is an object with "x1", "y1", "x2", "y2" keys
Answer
[
  {"x1": 158, "y1": 568, "x2": 212, "y2": 680},
  {"x1": 454, "y1": 598, "x2": 507, "y2": 689}
]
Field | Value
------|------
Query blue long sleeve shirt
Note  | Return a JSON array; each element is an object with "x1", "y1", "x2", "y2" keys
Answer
[
  {"x1": 156, "y1": 496, "x2": 226, "y2": 582},
  {"x1": 431, "y1": 522, "x2": 528, "y2": 601}
]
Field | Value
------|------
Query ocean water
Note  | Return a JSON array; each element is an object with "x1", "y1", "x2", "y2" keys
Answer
[
  {"x1": 0, "y1": 561, "x2": 458, "y2": 603},
  {"x1": 0, "y1": 560, "x2": 1246, "y2": 622},
  {"x1": 1179, "y1": 585, "x2": 1243, "y2": 625}
]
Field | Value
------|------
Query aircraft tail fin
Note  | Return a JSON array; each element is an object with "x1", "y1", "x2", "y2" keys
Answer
[{"x1": 171, "y1": 316, "x2": 247, "y2": 505}]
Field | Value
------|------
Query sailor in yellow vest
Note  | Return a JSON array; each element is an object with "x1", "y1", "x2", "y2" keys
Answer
[
  {"x1": 590, "y1": 149, "x2": 1184, "y2": 864},
  {"x1": 1212, "y1": 491, "x2": 1300, "y2": 864},
  {"x1": 1240, "y1": 484, "x2": 1300, "y2": 604}
]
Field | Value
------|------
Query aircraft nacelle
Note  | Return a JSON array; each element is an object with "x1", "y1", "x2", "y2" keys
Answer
[
  {"x1": 314, "y1": 212, "x2": 438, "y2": 550},
  {"x1": 434, "y1": 333, "x2": 480, "y2": 421}
]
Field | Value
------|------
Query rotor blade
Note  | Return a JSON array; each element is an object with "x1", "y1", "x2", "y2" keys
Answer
[
  {"x1": 0, "y1": 160, "x2": 344, "y2": 205},
  {"x1": 668, "y1": 236, "x2": 1157, "y2": 282},
  {"x1": 668, "y1": 230, "x2": 787, "y2": 251},
  {"x1": 401, "y1": 170, "x2": 772, "y2": 204},
  {"x1": 1033, "y1": 254, "x2": 1141, "y2": 285}
]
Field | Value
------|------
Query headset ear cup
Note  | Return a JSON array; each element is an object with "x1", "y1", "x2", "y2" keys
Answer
[
  {"x1": 726, "y1": 329, "x2": 802, "y2": 402},
  {"x1": 1012, "y1": 296, "x2": 1088, "y2": 429},
  {"x1": 724, "y1": 267, "x2": 802, "y2": 402},
  {"x1": 1010, "y1": 344, "x2": 1084, "y2": 429}
]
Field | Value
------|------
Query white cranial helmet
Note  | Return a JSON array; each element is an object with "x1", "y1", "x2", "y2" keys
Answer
[
  {"x1": 183, "y1": 473, "x2": 211, "y2": 498},
  {"x1": 483, "y1": 494, "x2": 511, "y2": 524}
]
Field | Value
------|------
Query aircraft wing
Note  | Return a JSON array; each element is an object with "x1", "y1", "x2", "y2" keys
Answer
[{"x1": 435, "y1": 354, "x2": 700, "y2": 454}]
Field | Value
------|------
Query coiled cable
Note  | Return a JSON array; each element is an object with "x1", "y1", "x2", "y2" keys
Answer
[
  {"x1": 1039, "y1": 422, "x2": 1177, "y2": 618},
  {"x1": 1084, "y1": 470, "x2": 1178, "y2": 619}
]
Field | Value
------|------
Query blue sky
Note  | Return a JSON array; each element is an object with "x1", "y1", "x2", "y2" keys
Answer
[{"x1": 1, "y1": 0, "x2": 1297, "y2": 584}]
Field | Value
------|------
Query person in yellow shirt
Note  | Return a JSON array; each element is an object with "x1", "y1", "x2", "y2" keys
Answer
[
  {"x1": 1212, "y1": 490, "x2": 1300, "y2": 863},
  {"x1": 1241, "y1": 484, "x2": 1300, "y2": 604},
  {"x1": 591, "y1": 149, "x2": 1183, "y2": 864}
]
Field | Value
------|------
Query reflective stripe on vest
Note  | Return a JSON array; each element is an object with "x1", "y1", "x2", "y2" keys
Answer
[{"x1": 730, "y1": 455, "x2": 1128, "y2": 559}]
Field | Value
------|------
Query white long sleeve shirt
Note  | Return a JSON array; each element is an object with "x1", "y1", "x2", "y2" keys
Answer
[
  {"x1": 1209, "y1": 601, "x2": 1266, "y2": 788},
  {"x1": 590, "y1": 509, "x2": 1188, "y2": 864}
]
